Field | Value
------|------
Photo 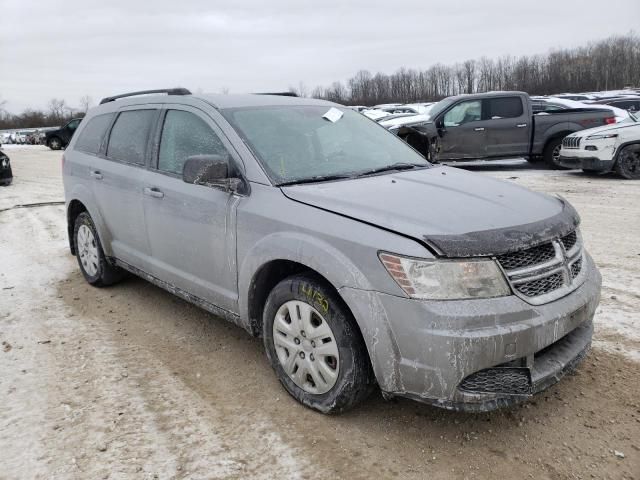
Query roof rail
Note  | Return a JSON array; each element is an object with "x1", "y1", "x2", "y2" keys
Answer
[
  {"x1": 253, "y1": 92, "x2": 299, "y2": 97},
  {"x1": 99, "y1": 88, "x2": 192, "y2": 105}
]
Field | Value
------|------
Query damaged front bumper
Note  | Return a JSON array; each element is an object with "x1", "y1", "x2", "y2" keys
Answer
[{"x1": 341, "y1": 253, "x2": 601, "y2": 412}]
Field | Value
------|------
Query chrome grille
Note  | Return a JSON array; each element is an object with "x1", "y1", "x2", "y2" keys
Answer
[
  {"x1": 515, "y1": 272, "x2": 564, "y2": 297},
  {"x1": 496, "y1": 243, "x2": 556, "y2": 270},
  {"x1": 570, "y1": 258, "x2": 583, "y2": 279},
  {"x1": 560, "y1": 231, "x2": 577, "y2": 251},
  {"x1": 562, "y1": 136, "x2": 581, "y2": 149},
  {"x1": 496, "y1": 229, "x2": 585, "y2": 305}
]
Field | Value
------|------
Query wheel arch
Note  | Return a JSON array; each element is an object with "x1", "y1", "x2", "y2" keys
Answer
[{"x1": 66, "y1": 186, "x2": 111, "y2": 257}]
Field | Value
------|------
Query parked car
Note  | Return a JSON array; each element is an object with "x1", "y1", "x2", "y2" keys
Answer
[
  {"x1": 537, "y1": 97, "x2": 630, "y2": 123},
  {"x1": 588, "y1": 96, "x2": 640, "y2": 113},
  {"x1": 387, "y1": 91, "x2": 617, "y2": 167},
  {"x1": 0, "y1": 148, "x2": 12, "y2": 186},
  {"x1": 45, "y1": 118, "x2": 82, "y2": 150},
  {"x1": 64, "y1": 88, "x2": 601, "y2": 414},
  {"x1": 558, "y1": 111, "x2": 640, "y2": 178}
]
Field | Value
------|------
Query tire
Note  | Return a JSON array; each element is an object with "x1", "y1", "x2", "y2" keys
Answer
[
  {"x1": 48, "y1": 137, "x2": 62, "y2": 150},
  {"x1": 73, "y1": 212, "x2": 125, "y2": 287},
  {"x1": 614, "y1": 145, "x2": 640, "y2": 179},
  {"x1": 262, "y1": 274, "x2": 375, "y2": 413},
  {"x1": 543, "y1": 137, "x2": 567, "y2": 169}
]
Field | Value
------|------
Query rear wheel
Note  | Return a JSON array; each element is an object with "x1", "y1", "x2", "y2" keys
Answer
[
  {"x1": 614, "y1": 145, "x2": 640, "y2": 179},
  {"x1": 543, "y1": 137, "x2": 568, "y2": 169},
  {"x1": 74, "y1": 212, "x2": 125, "y2": 287},
  {"x1": 262, "y1": 274, "x2": 375, "y2": 413},
  {"x1": 48, "y1": 137, "x2": 62, "y2": 150}
]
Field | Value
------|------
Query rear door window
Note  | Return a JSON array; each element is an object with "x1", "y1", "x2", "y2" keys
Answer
[
  {"x1": 74, "y1": 113, "x2": 114, "y2": 155},
  {"x1": 107, "y1": 110, "x2": 156, "y2": 165},
  {"x1": 486, "y1": 97, "x2": 524, "y2": 119},
  {"x1": 158, "y1": 110, "x2": 229, "y2": 175}
]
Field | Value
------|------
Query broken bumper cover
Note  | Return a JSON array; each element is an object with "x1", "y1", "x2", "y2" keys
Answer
[
  {"x1": 342, "y1": 253, "x2": 601, "y2": 412},
  {"x1": 558, "y1": 155, "x2": 614, "y2": 172}
]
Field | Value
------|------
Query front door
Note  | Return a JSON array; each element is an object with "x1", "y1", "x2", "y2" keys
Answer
[
  {"x1": 437, "y1": 99, "x2": 488, "y2": 160},
  {"x1": 142, "y1": 107, "x2": 240, "y2": 312}
]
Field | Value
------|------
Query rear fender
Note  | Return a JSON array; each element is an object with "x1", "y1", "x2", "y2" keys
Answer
[{"x1": 66, "y1": 184, "x2": 113, "y2": 257}]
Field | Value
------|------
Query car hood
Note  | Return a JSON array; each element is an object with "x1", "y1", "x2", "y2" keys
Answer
[{"x1": 281, "y1": 166, "x2": 579, "y2": 257}]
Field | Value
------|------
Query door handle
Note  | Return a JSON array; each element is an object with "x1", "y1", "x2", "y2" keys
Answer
[
  {"x1": 474, "y1": 127, "x2": 485, "y2": 132},
  {"x1": 516, "y1": 123, "x2": 528, "y2": 128},
  {"x1": 90, "y1": 170, "x2": 103, "y2": 180},
  {"x1": 143, "y1": 187, "x2": 164, "y2": 199}
]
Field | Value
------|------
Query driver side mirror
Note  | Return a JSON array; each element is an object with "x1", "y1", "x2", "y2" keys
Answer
[{"x1": 182, "y1": 154, "x2": 242, "y2": 193}]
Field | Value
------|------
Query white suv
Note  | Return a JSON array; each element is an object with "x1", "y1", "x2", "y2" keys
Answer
[{"x1": 558, "y1": 112, "x2": 640, "y2": 178}]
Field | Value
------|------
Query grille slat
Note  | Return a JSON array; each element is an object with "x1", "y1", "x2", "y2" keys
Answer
[{"x1": 562, "y1": 136, "x2": 581, "y2": 149}]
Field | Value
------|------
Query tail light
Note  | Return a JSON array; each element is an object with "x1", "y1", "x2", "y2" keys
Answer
[{"x1": 605, "y1": 117, "x2": 616, "y2": 125}]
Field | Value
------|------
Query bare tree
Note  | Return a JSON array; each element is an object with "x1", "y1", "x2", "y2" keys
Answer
[
  {"x1": 48, "y1": 98, "x2": 67, "y2": 123},
  {"x1": 309, "y1": 33, "x2": 640, "y2": 105},
  {"x1": 79, "y1": 95, "x2": 93, "y2": 113}
]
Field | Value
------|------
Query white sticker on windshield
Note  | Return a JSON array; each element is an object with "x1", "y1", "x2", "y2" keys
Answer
[{"x1": 322, "y1": 107, "x2": 344, "y2": 123}]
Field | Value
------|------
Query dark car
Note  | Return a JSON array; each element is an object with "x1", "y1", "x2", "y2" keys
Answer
[
  {"x1": 45, "y1": 118, "x2": 82, "y2": 150},
  {"x1": 0, "y1": 148, "x2": 12, "y2": 186},
  {"x1": 589, "y1": 97, "x2": 640, "y2": 113}
]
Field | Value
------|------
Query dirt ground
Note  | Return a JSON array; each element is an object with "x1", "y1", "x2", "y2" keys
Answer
[{"x1": 1, "y1": 146, "x2": 638, "y2": 480}]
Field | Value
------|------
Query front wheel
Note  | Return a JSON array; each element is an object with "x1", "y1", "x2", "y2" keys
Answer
[
  {"x1": 543, "y1": 137, "x2": 568, "y2": 169},
  {"x1": 48, "y1": 137, "x2": 62, "y2": 150},
  {"x1": 262, "y1": 274, "x2": 375, "y2": 413},
  {"x1": 614, "y1": 145, "x2": 640, "y2": 179}
]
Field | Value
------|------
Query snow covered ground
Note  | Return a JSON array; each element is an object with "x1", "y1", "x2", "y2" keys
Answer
[{"x1": 0, "y1": 146, "x2": 638, "y2": 479}]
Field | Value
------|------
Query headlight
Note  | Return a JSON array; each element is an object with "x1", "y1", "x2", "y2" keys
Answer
[
  {"x1": 379, "y1": 253, "x2": 510, "y2": 300},
  {"x1": 586, "y1": 133, "x2": 618, "y2": 140}
]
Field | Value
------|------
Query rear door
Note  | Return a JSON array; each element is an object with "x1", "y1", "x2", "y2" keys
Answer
[
  {"x1": 483, "y1": 96, "x2": 530, "y2": 157},
  {"x1": 437, "y1": 99, "x2": 487, "y2": 160},
  {"x1": 141, "y1": 106, "x2": 241, "y2": 312},
  {"x1": 91, "y1": 107, "x2": 160, "y2": 269}
]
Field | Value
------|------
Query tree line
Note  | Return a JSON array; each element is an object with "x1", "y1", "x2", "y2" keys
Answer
[
  {"x1": 0, "y1": 97, "x2": 91, "y2": 130},
  {"x1": 305, "y1": 33, "x2": 640, "y2": 105}
]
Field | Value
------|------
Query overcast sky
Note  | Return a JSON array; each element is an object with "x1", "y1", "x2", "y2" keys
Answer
[{"x1": 1, "y1": 0, "x2": 638, "y2": 113}]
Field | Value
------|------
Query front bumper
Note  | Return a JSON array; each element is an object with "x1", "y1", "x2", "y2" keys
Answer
[
  {"x1": 341, "y1": 254, "x2": 601, "y2": 412},
  {"x1": 558, "y1": 154, "x2": 614, "y2": 172}
]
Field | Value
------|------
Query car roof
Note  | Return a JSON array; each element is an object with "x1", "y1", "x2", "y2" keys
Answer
[{"x1": 91, "y1": 92, "x2": 338, "y2": 114}]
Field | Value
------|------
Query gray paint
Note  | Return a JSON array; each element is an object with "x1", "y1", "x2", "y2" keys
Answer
[{"x1": 63, "y1": 92, "x2": 602, "y2": 411}]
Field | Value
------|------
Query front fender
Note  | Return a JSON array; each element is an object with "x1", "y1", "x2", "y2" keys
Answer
[
  {"x1": 237, "y1": 231, "x2": 374, "y2": 323},
  {"x1": 237, "y1": 231, "x2": 404, "y2": 390}
]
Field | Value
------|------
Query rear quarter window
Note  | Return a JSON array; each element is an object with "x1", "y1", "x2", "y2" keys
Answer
[
  {"x1": 74, "y1": 113, "x2": 114, "y2": 155},
  {"x1": 107, "y1": 110, "x2": 156, "y2": 165}
]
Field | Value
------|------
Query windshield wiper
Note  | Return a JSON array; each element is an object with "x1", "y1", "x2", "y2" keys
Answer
[
  {"x1": 354, "y1": 162, "x2": 424, "y2": 177},
  {"x1": 276, "y1": 173, "x2": 354, "y2": 187}
]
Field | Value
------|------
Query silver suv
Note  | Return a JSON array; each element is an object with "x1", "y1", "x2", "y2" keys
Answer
[{"x1": 63, "y1": 88, "x2": 601, "y2": 413}]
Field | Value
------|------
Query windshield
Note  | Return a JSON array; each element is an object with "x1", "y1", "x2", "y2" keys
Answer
[
  {"x1": 223, "y1": 106, "x2": 429, "y2": 185},
  {"x1": 425, "y1": 98, "x2": 457, "y2": 120}
]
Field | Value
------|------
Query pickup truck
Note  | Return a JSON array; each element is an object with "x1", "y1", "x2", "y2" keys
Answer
[{"x1": 388, "y1": 91, "x2": 617, "y2": 167}]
